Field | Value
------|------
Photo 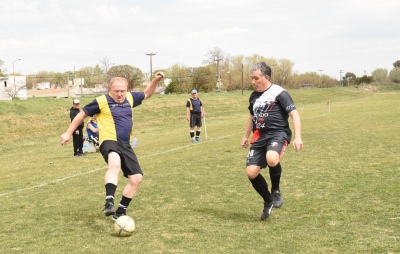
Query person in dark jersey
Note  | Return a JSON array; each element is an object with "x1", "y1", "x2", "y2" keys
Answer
[
  {"x1": 70, "y1": 99, "x2": 84, "y2": 157},
  {"x1": 240, "y1": 62, "x2": 303, "y2": 221},
  {"x1": 60, "y1": 73, "x2": 165, "y2": 220},
  {"x1": 186, "y1": 89, "x2": 204, "y2": 142}
]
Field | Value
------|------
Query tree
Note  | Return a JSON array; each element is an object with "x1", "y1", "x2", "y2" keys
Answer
[
  {"x1": 107, "y1": 65, "x2": 144, "y2": 90},
  {"x1": 355, "y1": 75, "x2": 373, "y2": 85},
  {"x1": 389, "y1": 68, "x2": 400, "y2": 83},
  {"x1": 272, "y1": 58, "x2": 295, "y2": 88},
  {"x1": 203, "y1": 47, "x2": 227, "y2": 90},
  {"x1": 100, "y1": 56, "x2": 114, "y2": 84},
  {"x1": 371, "y1": 68, "x2": 388, "y2": 82},
  {"x1": 344, "y1": 72, "x2": 356, "y2": 86},
  {"x1": 191, "y1": 65, "x2": 214, "y2": 92},
  {"x1": 393, "y1": 60, "x2": 400, "y2": 68}
]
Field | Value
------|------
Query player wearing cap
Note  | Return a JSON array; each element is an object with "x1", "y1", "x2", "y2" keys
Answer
[
  {"x1": 70, "y1": 99, "x2": 85, "y2": 157},
  {"x1": 186, "y1": 89, "x2": 204, "y2": 142}
]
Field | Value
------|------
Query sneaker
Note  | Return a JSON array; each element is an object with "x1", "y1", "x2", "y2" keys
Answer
[
  {"x1": 191, "y1": 139, "x2": 197, "y2": 143},
  {"x1": 103, "y1": 201, "x2": 115, "y2": 216},
  {"x1": 112, "y1": 212, "x2": 126, "y2": 221},
  {"x1": 272, "y1": 190, "x2": 284, "y2": 208},
  {"x1": 195, "y1": 137, "x2": 201, "y2": 142},
  {"x1": 261, "y1": 201, "x2": 273, "y2": 221}
]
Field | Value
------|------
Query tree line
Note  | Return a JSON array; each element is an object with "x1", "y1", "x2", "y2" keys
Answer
[{"x1": 1, "y1": 49, "x2": 399, "y2": 93}]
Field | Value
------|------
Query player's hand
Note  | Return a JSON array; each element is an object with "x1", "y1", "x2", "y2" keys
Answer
[
  {"x1": 241, "y1": 138, "x2": 249, "y2": 148},
  {"x1": 60, "y1": 133, "x2": 71, "y2": 146},
  {"x1": 293, "y1": 138, "x2": 304, "y2": 152},
  {"x1": 154, "y1": 72, "x2": 165, "y2": 79}
]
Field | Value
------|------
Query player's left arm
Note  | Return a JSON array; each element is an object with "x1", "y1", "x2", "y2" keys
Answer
[{"x1": 288, "y1": 109, "x2": 303, "y2": 152}]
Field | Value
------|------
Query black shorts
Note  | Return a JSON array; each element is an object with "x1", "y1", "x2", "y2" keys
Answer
[
  {"x1": 100, "y1": 140, "x2": 142, "y2": 177},
  {"x1": 190, "y1": 113, "x2": 202, "y2": 128},
  {"x1": 246, "y1": 131, "x2": 289, "y2": 169}
]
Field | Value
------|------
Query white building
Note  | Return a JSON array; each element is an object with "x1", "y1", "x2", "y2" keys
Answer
[
  {"x1": 36, "y1": 82, "x2": 51, "y2": 90},
  {"x1": 0, "y1": 76, "x2": 27, "y2": 100}
]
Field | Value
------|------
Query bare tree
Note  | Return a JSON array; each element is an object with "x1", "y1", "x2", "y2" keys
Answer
[
  {"x1": 3, "y1": 78, "x2": 26, "y2": 99},
  {"x1": 99, "y1": 56, "x2": 114, "y2": 84}
]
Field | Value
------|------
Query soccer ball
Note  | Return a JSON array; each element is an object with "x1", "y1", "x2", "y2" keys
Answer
[{"x1": 114, "y1": 215, "x2": 135, "y2": 237}]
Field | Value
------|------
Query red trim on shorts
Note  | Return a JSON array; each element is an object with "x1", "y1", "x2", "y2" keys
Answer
[{"x1": 279, "y1": 140, "x2": 288, "y2": 157}]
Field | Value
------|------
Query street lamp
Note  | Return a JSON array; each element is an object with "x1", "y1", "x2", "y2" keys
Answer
[{"x1": 12, "y1": 58, "x2": 22, "y2": 97}]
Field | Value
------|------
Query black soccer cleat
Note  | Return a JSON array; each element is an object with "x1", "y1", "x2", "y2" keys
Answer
[
  {"x1": 272, "y1": 190, "x2": 284, "y2": 208},
  {"x1": 103, "y1": 201, "x2": 115, "y2": 216},
  {"x1": 261, "y1": 201, "x2": 274, "y2": 221},
  {"x1": 112, "y1": 213, "x2": 126, "y2": 221}
]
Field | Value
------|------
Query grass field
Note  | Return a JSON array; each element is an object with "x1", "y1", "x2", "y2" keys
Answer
[{"x1": 0, "y1": 87, "x2": 399, "y2": 253}]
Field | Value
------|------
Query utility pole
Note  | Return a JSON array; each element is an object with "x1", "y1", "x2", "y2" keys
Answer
[
  {"x1": 339, "y1": 70, "x2": 344, "y2": 86},
  {"x1": 241, "y1": 63, "x2": 244, "y2": 95},
  {"x1": 12, "y1": 58, "x2": 21, "y2": 97},
  {"x1": 214, "y1": 56, "x2": 223, "y2": 90},
  {"x1": 145, "y1": 52, "x2": 157, "y2": 81}
]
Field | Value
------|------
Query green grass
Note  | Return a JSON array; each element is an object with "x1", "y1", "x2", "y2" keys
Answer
[{"x1": 0, "y1": 88, "x2": 399, "y2": 253}]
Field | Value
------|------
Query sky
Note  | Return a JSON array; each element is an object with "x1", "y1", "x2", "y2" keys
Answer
[{"x1": 1, "y1": 0, "x2": 399, "y2": 80}]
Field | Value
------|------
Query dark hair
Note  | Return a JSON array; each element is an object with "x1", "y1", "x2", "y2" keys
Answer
[{"x1": 249, "y1": 62, "x2": 272, "y2": 78}]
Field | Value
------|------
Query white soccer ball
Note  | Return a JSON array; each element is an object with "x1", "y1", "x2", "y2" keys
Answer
[{"x1": 114, "y1": 215, "x2": 135, "y2": 237}]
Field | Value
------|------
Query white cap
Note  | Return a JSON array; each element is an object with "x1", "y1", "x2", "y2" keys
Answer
[{"x1": 73, "y1": 99, "x2": 80, "y2": 104}]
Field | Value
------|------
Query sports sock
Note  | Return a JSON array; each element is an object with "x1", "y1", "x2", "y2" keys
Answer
[
  {"x1": 190, "y1": 131, "x2": 195, "y2": 138},
  {"x1": 105, "y1": 183, "x2": 117, "y2": 202},
  {"x1": 116, "y1": 196, "x2": 132, "y2": 214},
  {"x1": 269, "y1": 163, "x2": 282, "y2": 192},
  {"x1": 249, "y1": 174, "x2": 273, "y2": 203},
  {"x1": 196, "y1": 130, "x2": 201, "y2": 137}
]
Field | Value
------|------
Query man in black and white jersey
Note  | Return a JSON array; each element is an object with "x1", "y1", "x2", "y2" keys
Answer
[{"x1": 241, "y1": 62, "x2": 303, "y2": 221}]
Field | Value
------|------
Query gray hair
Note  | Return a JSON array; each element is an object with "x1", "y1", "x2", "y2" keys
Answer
[
  {"x1": 249, "y1": 62, "x2": 272, "y2": 78},
  {"x1": 109, "y1": 77, "x2": 128, "y2": 87}
]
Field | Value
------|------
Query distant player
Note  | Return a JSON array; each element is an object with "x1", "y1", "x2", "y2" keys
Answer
[{"x1": 186, "y1": 89, "x2": 204, "y2": 142}]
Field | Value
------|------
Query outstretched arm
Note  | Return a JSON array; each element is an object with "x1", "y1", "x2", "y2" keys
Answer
[
  {"x1": 60, "y1": 111, "x2": 88, "y2": 145},
  {"x1": 143, "y1": 72, "x2": 165, "y2": 99}
]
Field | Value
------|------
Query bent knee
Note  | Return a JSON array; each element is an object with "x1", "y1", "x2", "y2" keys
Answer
[
  {"x1": 246, "y1": 166, "x2": 260, "y2": 179},
  {"x1": 129, "y1": 174, "x2": 143, "y2": 185}
]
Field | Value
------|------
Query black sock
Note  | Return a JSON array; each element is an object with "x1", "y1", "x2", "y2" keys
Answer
[
  {"x1": 269, "y1": 163, "x2": 282, "y2": 192},
  {"x1": 105, "y1": 183, "x2": 117, "y2": 202},
  {"x1": 116, "y1": 196, "x2": 132, "y2": 214},
  {"x1": 249, "y1": 174, "x2": 273, "y2": 203},
  {"x1": 196, "y1": 130, "x2": 201, "y2": 137},
  {"x1": 190, "y1": 131, "x2": 194, "y2": 138}
]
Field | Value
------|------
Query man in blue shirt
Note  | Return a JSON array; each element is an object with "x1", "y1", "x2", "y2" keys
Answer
[
  {"x1": 61, "y1": 72, "x2": 165, "y2": 220},
  {"x1": 186, "y1": 89, "x2": 204, "y2": 142}
]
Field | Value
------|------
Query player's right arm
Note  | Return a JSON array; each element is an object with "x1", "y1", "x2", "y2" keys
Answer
[
  {"x1": 60, "y1": 111, "x2": 88, "y2": 145},
  {"x1": 186, "y1": 107, "x2": 190, "y2": 121},
  {"x1": 241, "y1": 114, "x2": 253, "y2": 148}
]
